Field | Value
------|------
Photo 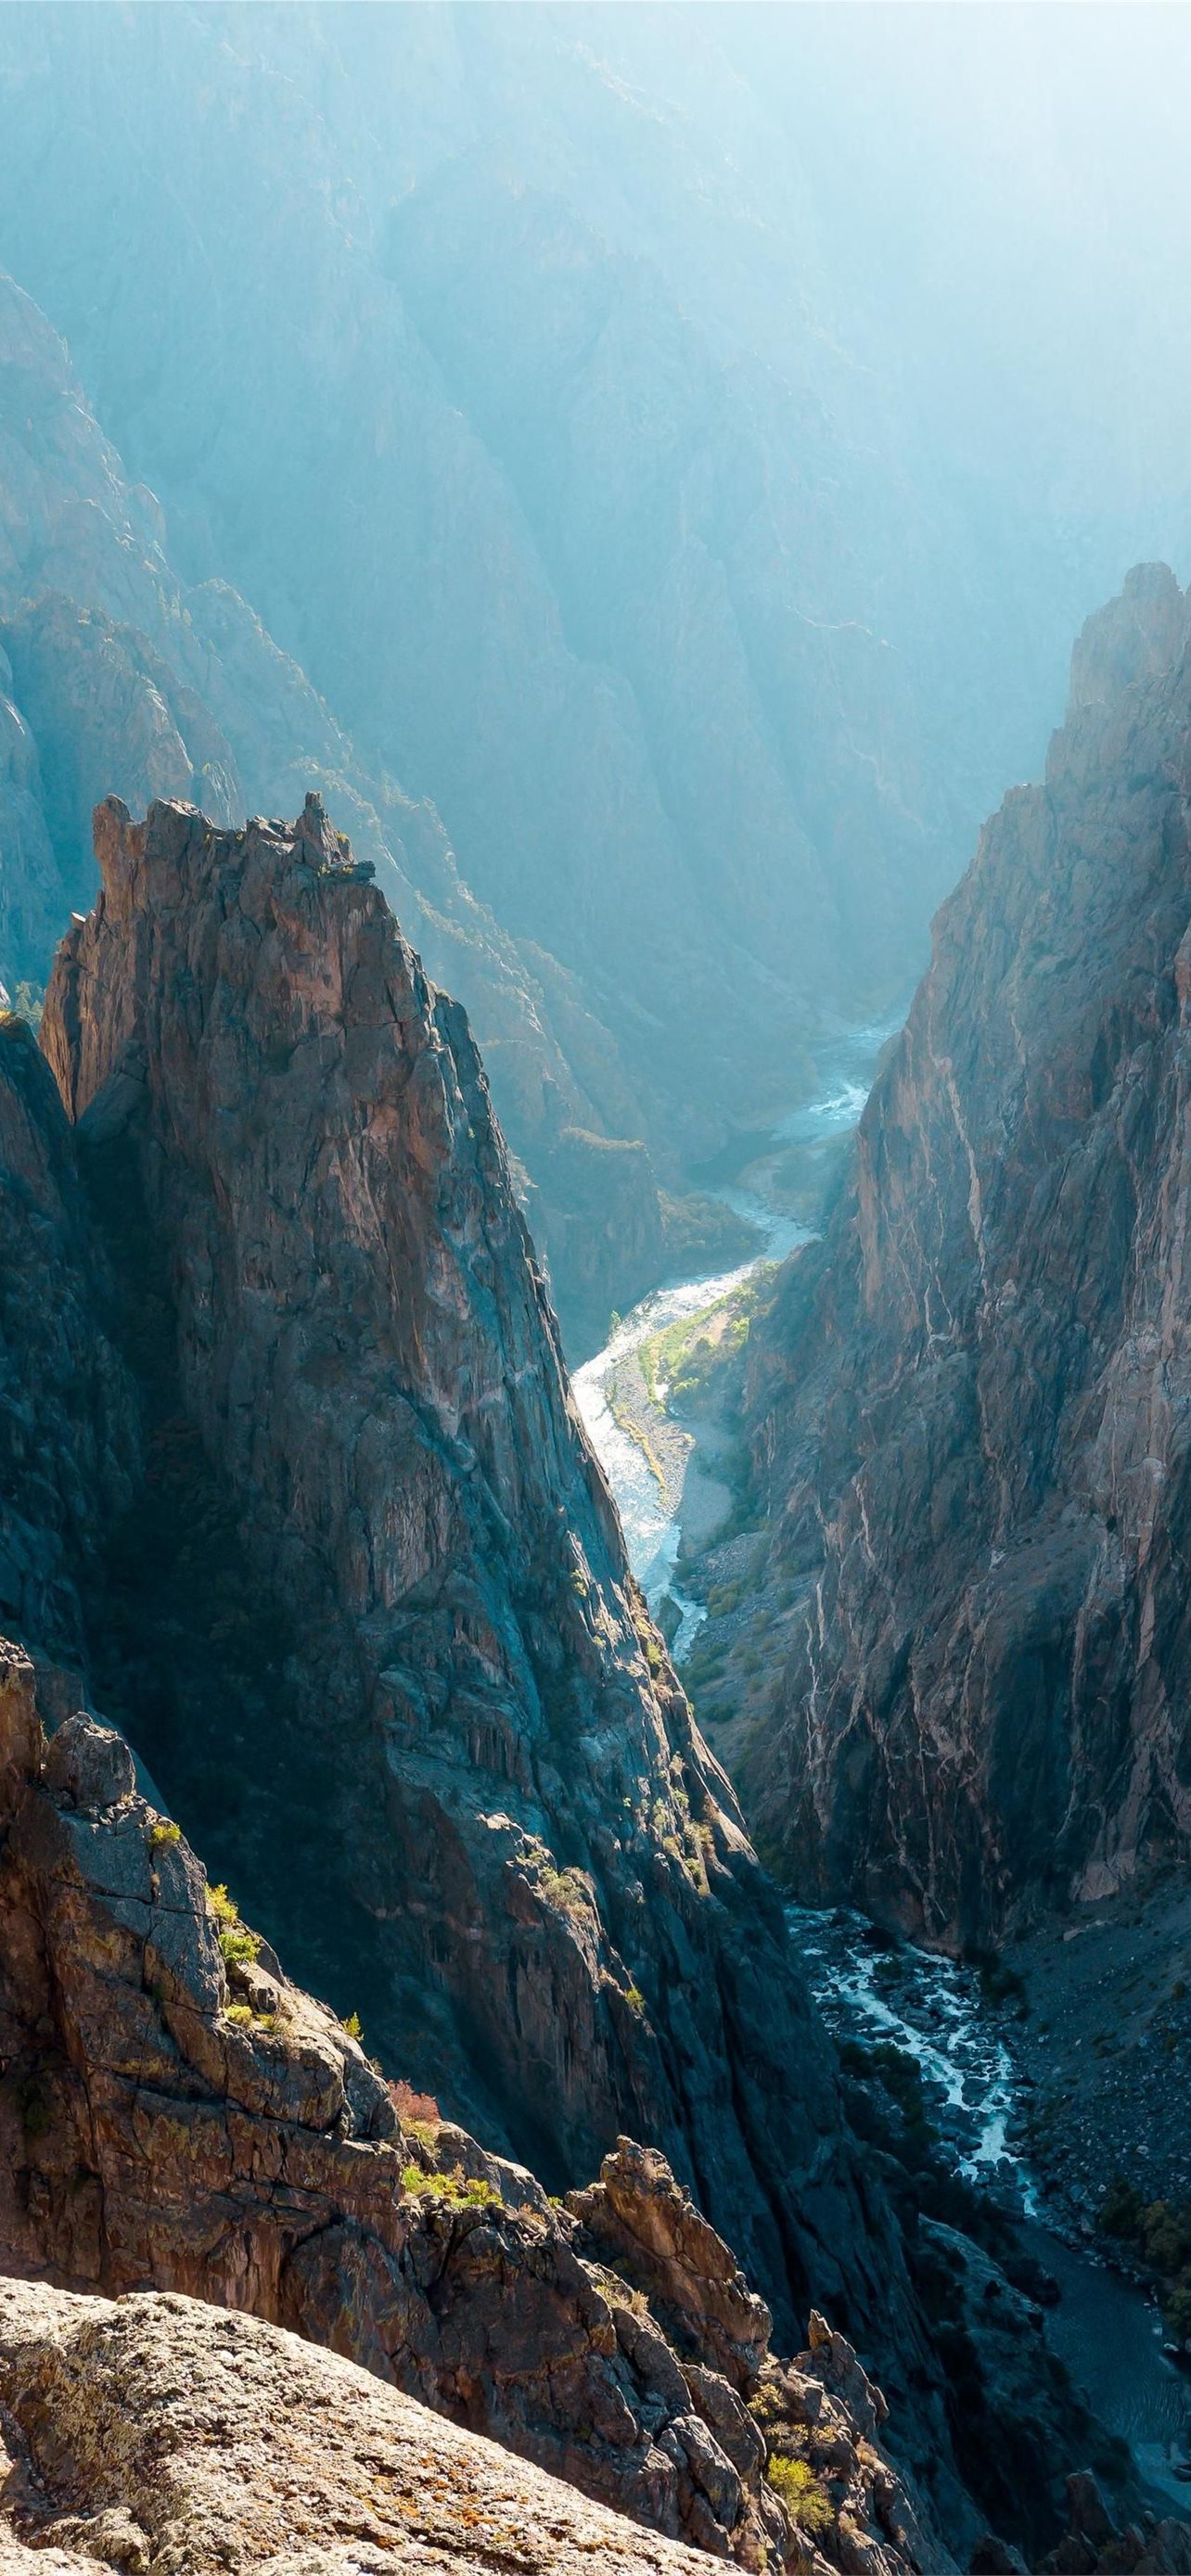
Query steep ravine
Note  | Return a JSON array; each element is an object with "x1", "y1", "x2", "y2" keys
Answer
[{"x1": 0, "y1": 791, "x2": 1167, "y2": 2565}]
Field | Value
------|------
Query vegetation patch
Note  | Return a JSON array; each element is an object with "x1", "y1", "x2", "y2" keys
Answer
[
  {"x1": 965, "y1": 1945, "x2": 1029, "y2": 2012},
  {"x1": 638, "y1": 1273, "x2": 772, "y2": 1414},
  {"x1": 530, "y1": 1850, "x2": 593, "y2": 1919},
  {"x1": 401, "y1": 2164, "x2": 501, "y2": 2210},
  {"x1": 206, "y1": 1881, "x2": 261, "y2": 1967},
  {"x1": 765, "y1": 2455, "x2": 833, "y2": 2533},
  {"x1": 1098, "y1": 2174, "x2": 1191, "y2": 2341},
  {"x1": 839, "y1": 2037, "x2": 935, "y2": 2142},
  {"x1": 389, "y1": 2078, "x2": 442, "y2": 2130}
]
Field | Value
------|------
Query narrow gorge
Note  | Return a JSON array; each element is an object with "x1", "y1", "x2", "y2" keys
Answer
[
  {"x1": 6, "y1": 12, "x2": 1191, "y2": 2570},
  {"x1": 0, "y1": 781, "x2": 1171, "y2": 2572}
]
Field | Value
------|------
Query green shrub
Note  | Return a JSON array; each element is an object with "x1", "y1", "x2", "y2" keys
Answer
[
  {"x1": 1096, "y1": 2174, "x2": 1145, "y2": 2239},
  {"x1": 747, "y1": 2384, "x2": 783, "y2": 2423},
  {"x1": 1145, "y1": 2203, "x2": 1191, "y2": 2274},
  {"x1": 342, "y1": 2010, "x2": 364, "y2": 2042},
  {"x1": 147, "y1": 1817, "x2": 181, "y2": 1850},
  {"x1": 206, "y1": 1882, "x2": 261, "y2": 1967},
  {"x1": 969, "y1": 1947, "x2": 1028, "y2": 2010},
  {"x1": 765, "y1": 2455, "x2": 832, "y2": 2532},
  {"x1": 538, "y1": 1865, "x2": 590, "y2": 1919},
  {"x1": 623, "y1": 1984, "x2": 647, "y2": 2019},
  {"x1": 402, "y1": 2164, "x2": 500, "y2": 2210},
  {"x1": 840, "y1": 2037, "x2": 933, "y2": 2136}
]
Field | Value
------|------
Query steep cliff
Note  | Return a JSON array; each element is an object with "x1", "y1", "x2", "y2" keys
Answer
[
  {"x1": 704, "y1": 563, "x2": 1191, "y2": 1945},
  {"x1": 30, "y1": 795, "x2": 936, "y2": 2407}
]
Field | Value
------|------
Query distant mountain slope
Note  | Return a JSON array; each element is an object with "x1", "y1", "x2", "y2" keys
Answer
[
  {"x1": 0, "y1": 269, "x2": 739, "y2": 1350},
  {"x1": 703, "y1": 566, "x2": 1191, "y2": 1943},
  {"x1": 0, "y1": 0, "x2": 1096, "y2": 1179}
]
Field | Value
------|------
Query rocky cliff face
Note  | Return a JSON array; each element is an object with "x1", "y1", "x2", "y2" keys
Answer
[
  {"x1": 27, "y1": 795, "x2": 947, "y2": 2430},
  {"x1": 704, "y1": 564, "x2": 1191, "y2": 1945},
  {"x1": 0, "y1": 1643, "x2": 943, "y2": 2574}
]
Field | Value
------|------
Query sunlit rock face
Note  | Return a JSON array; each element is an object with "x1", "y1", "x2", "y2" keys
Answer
[
  {"x1": 0, "y1": 1645, "x2": 943, "y2": 2574},
  {"x1": 717, "y1": 565, "x2": 1191, "y2": 1944}
]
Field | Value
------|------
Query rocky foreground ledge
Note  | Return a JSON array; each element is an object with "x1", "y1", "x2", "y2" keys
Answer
[
  {"x1": 0, "y1": 1649, "x2": 1183, "y2": 2575},
  {"x1": 0, "y1": 1641, "x2": 944, "y2": 2576},
  {"x1": 0, "y1": 2276, "x2": 716, "y2": 2575}
]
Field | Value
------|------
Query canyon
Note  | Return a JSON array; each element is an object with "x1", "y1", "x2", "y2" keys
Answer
[
  {"x1": 6, "y1": 11, "x2": 1191, "y2": 2564},
  {"x1": 4, "y1": 0, "x2": 1172, "y2": 1222},
  {"x1": 0, "y1": 782, "x2": 1161, "y2": 2570}
]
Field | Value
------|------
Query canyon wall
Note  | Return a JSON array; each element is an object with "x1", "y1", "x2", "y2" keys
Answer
[{"x1": 704, "y1": 565, "x2": 1191, "y2": 1945}]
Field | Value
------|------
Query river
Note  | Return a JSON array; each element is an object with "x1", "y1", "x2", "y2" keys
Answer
[
  {"x1": 572, "y1": 1030, "x2": 1191, "y2": 2513},
  {"x1": 572, "y1": 1019, "x2": 895, "y2": 1652}
]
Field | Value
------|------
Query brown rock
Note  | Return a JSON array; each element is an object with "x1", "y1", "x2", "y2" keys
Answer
[
  {"x1": 568, "y1": 2138, "x2": 772, "y2": 2391},
  {"x1": 0, "y1": 2276, "x2": 719, "y2": 2575},
  {"x1": 0, "y1": 1644, "x2": 941, "y2": 2572}
]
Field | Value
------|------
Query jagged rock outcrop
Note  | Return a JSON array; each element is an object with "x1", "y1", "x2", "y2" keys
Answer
[
  {"x1": 15, "y1": 794, "x2": 980, "y2": 2512},
  {"x1": 0, "y1": 2272, "x2": 941, "y2": 2576},
  {"x1": 704, "y1": 563, "x2": 1191, "y2": 1944},
  {"x1": 0, "y1": 1640, "x2": 942, "y2": 2574}
]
